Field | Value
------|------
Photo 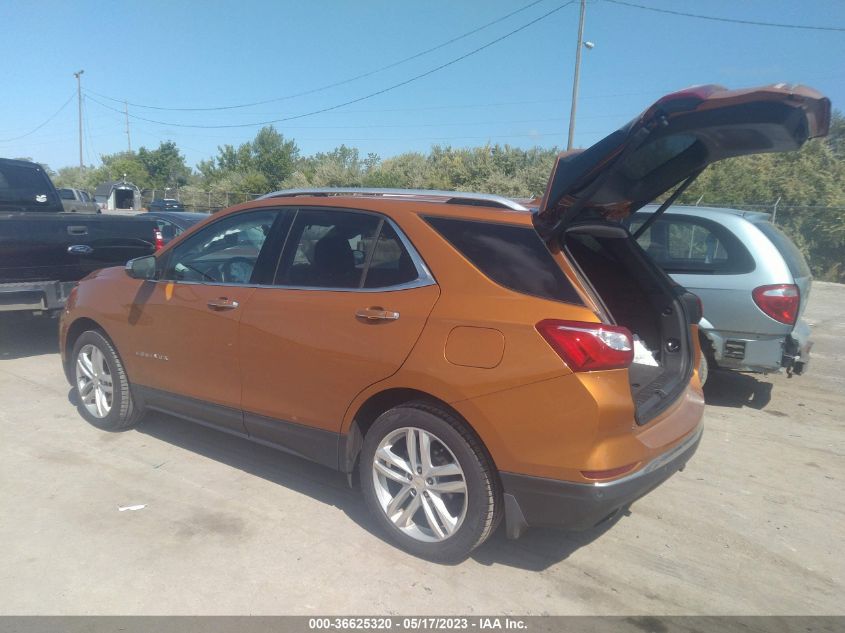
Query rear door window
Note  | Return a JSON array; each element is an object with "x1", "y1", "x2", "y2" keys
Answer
[
  {"x1": 363, "y1": 222, "x2": 420, "y2": 288},
  {"x1": 274, "y1": 208, "x2": 426, "y2": 290},
  {"x1": 275, "y1": 209, "x2": 381, "y2": 289},
  {"x1": 629, "y1": 214, "x2": 755, "y2": 275}
]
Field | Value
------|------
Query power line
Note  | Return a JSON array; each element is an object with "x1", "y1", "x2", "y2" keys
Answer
[
  {"x1": 86, "y1": 0, "x2": 551, "y2": 112},
  {"x1": 603, "y1": 0, "x2": 845, "y2": 32},
  {"x1": 83, "y1": 0, "x2": 575, "y2": 130},
  {"x1": 0, "y1": 92, "x2": 76, "y2": 143}
]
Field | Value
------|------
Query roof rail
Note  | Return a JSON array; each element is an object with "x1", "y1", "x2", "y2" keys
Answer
[{"x1": 258, "y1": 187, "x2": 529, "y2": 211}]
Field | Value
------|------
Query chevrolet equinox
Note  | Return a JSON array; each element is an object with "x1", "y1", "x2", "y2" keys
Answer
[{"x1": 60, "y1": 84, "x2": 830, "y2": 561}]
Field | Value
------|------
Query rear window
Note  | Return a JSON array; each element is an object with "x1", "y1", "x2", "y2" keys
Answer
[
  {"x1": 0, "y1": 162, "x2": 60, "y2": 210},
  {"x1": 424, "y1": 216, "x2": 582, "y2": 304},
  {"x1": 753, "y1": 221, "x2": 811, "y2": 279}
]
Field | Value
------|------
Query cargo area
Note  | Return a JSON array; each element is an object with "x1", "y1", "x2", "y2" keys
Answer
[{"x1": 562, "y1": 222, "x2": 694, "y2": 423}]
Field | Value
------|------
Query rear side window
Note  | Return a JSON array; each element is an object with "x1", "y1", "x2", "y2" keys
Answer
[
  {"x1": 753, "y1": 221, "x2": 811, "y2": 279},
  {"x1": 424, "y1": 216, "x2": 582, "y2": 304},
  {"x1": 58, "y1": 188, "x2": 75, "y2": 200},
  {"x1": 629, "y1": 214, "x2": 755, "y2": 275}
]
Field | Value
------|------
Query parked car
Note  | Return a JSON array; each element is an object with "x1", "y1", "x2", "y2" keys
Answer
[
  {"x1": 144, "y1": 211, "x2": 208, "y2": 245},
  {"x1": 59, "y1": 84, "x2": 829, "y2": 561},
  {"x1": 627, "y1": 206, "x2": 813, "y2": 384},
  {"x1": 57, "y1": 187, "x2": 100, "y2": 214},
  {"x1": 0, "y1": 158, "x2": 161, "y2": 316},
  {"x1": 147, "y1": 198, "x2": 186, "y2": 212}
]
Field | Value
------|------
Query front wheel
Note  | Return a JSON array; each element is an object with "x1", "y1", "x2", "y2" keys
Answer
[
  {"x1": 71, "y1": 330, "x2": 144, "y2": 430},
  {"x1": 360, "y1": 402, "x2": 501, "y2": 562}
]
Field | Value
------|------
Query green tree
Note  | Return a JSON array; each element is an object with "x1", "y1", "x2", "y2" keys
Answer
[
  {"x1": 199, "y1": 126, "x2": 299, "y2": 195},
  {"x1": 137, "y1": 141, "x2": 191, "y2": 190}
]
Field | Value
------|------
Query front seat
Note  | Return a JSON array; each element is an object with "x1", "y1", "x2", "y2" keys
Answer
[{"x1": 312, "y1": 234, "x2": 358, "y2": 287}]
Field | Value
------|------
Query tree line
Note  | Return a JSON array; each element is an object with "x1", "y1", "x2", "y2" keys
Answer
[{"x1": 49, "y1": 112, "x2": 845, "y2": 281}]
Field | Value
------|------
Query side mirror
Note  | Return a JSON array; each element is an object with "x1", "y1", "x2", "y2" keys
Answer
[{"x1": 125, "y1": 255, "x2": 157, "y2": 280}]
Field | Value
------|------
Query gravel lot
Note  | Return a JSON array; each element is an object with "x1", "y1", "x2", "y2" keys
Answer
[{"x1": 0, "y1": 282, "x2": 842, "y2": 615}]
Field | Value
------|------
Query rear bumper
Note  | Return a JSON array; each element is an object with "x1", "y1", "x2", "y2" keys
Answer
[
  {"x1": 0, "y1": 281, "x2": 76, "y2": 313},
  {"x1": 705, "y1": 320, "x2": 812, "y2": 374},
  {"x1": 500, "y1": 426, "x2": 702, "y2": 539}
]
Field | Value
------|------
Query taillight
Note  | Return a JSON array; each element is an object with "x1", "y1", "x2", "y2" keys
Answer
[
  {"x1": 154, "y1": 228, "x2": 164, "y2": 251},
  {"x1": 536, "y1": 320, "x2": 633, "y2": 372},
  {"x1": 752, "y1": 284, "x2": 799, "y2": 325}
]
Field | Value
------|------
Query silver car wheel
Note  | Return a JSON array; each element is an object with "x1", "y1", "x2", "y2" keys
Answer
[
  {"x1": 76, "y1": 344, "x2": 114, "y2": 419},
  {"x1": 372, "y1": 426, "x2": 468, "y2": 543}
]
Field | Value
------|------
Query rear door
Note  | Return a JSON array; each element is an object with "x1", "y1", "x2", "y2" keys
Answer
[{"x1": 238, "y1": 207, "x2": 439, "y2": 466}]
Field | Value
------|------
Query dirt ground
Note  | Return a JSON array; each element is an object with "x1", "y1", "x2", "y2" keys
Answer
[{"x1": 0, "y1": 282, "x2": 842, "y2": 615}]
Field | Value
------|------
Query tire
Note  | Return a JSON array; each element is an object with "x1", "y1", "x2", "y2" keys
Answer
[
  {"x1": 70, "y1": 330, "x2": 144, "y2": 431},
  {"x1": 360, "y1": 402, "x2": 501, "y2": 563}
]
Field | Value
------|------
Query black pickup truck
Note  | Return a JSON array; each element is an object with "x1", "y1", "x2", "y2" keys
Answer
[{"x1": 0, "y1": 158, "x2": 159, "y2": 316}]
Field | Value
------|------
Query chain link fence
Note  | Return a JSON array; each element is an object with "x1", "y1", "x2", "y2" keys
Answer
[{"x1": 139, "y1": 188, "x2": 265, "y2": 213}]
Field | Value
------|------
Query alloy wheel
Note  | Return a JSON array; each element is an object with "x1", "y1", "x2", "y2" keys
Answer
[
  {"x1": 372, "y1": 426, "x2": 468, "y2": 542},
  {"x1": 76, "y1": 344, "x2": 114, "y2": 419}
]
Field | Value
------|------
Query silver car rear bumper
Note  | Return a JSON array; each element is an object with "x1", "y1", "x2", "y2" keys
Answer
[{"x1": 703, "y1": 318, "x2": 812, "y2": 374}]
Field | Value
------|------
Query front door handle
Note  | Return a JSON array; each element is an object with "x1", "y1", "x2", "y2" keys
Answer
[
  {"x1": 355, "y1": 307, "x2": 400, "y2": 321},
  {"x1": 207, "y1": 297, "x2": 240, "y2": 311}
]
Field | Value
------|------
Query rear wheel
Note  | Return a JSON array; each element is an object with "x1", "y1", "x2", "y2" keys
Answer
[
  {"x1": 360, "y1": 402, "x2": 500, "y2": 562},
  {"x1": 71, "y1": 330, "x2": 144, "y2": 430}
]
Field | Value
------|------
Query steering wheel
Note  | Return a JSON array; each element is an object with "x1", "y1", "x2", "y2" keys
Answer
[{"x1": 220, "y1": 257, "x2": 256, "y2": 284}]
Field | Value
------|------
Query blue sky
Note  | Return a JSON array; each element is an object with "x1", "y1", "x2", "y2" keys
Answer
[{"x1": 1, "y1": 0, "x2": 843, "y2": 171}]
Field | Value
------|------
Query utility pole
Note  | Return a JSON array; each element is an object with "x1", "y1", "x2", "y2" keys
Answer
[
  {"x1": 567, "y1": 0, "x2": 587, "y2": 151},
  {"x1": 73, "y1": 70, "x2": 85, "y2": 168},
  {"x1": 124, "y1": 100, "x2": 132, "y2": 153}
]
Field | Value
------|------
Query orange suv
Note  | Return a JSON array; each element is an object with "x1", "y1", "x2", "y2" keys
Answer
[{"x1": 60, "y1": 85, "x2": 829, "y2": 561}]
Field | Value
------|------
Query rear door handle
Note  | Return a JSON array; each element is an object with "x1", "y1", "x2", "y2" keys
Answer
[
  {"x1": 355, "y1": 307, "x2": 400, "y2": 321},
  {"x1": 207, "y1": 297, "x2": 240, "y2": 311}
]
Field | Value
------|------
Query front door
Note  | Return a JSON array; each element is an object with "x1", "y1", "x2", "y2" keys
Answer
[{"x1": 125, "y1": 209, "x2": 284, "y2": 432}]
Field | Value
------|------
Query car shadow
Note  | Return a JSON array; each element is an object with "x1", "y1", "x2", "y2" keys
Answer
[
  {"x1": 0, "y1": 314, "x2": 60, "y2": 360},
  {"x1": 703, "y1": 369, "x2": 773, "y2": 409},
  {"x1": 126, "y1": 407, "x2": 614, "y2": 570}
]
